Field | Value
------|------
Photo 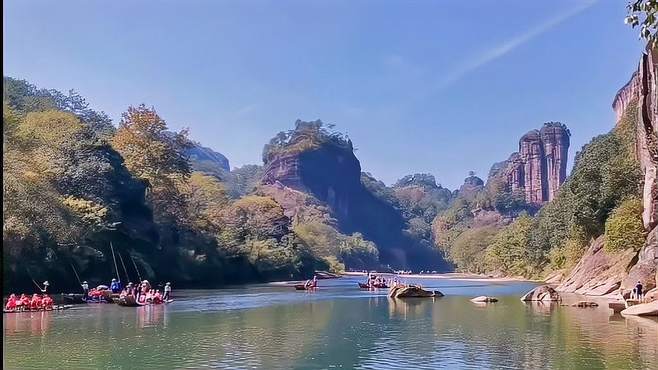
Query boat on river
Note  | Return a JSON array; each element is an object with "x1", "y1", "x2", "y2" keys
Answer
[
  {"x1": 358, "y1": 282, "x2": 389, "y2": 289},
  {"x1": 117, "y1": 295, "x2": 173, "y2": 307},
  {"x1": 294, "y1": 284, "x2": 318, "y2": 291}
]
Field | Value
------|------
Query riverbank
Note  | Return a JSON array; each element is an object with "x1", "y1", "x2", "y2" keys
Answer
[{"x1": 341, "y1": 271, "x2": 535, "y2": 283}]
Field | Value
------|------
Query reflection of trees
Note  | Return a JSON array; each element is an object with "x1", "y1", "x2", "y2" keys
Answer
[{"x1": 4, "y1": 294, "x2": 657, "y2": 368}]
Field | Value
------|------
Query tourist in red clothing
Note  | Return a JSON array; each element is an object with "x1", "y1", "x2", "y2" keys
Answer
[
  {"x1": 5, "y1": 294, "x2": 17, "y2": 311},
  {"x1": 30, "y1": 294, "x2": 42, "y2": 310}
]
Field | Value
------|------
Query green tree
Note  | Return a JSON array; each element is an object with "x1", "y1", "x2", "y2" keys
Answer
[
  {"x1": 112, "y1": 105, "x2": 192, "y2": 224},
  {"x1": 485, "y1": 214, "x2": 535, "y2": 276},
  {"x1": 338, "y1": 232, "x2": 379, "y2": 269},
  {"x1": 604, "y1": 197, "x2": 646, "y2": 253},
  {"x1": 626, "y1": 0, "x2": 658, "y2": 47},
  {"x1": 449, "y1": 226, "x2": 498, "y2": 273}
]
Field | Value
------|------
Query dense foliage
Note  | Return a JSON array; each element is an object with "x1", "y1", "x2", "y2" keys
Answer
[
  {"x1": 2, "y1": 78, "x2": 331, "y2": 292},
  {"x1": 604, "y1": 197, "x2": 646, "y2": 253}
]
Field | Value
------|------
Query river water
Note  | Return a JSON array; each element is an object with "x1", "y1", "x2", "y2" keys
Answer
[{"x1": 3, "y1": 276, "x2": 657, "y2": 369}]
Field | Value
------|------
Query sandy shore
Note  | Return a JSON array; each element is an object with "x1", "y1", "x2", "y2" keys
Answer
[{"x1": 341, "y1": 271, "x2": 535, "y2": 283}]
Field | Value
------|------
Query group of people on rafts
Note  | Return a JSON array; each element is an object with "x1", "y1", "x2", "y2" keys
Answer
[
  {"x1": 119, "y1": 280, "x2": 172, "y2": 304},
  {"x1": 81, "y1": 277, "x2": 172, "y2": 304},
  {"x1": 5, "y1": 293, "x2": 54, "y2": 312},
  {"x1": 363, "y1": 273, "x2": 396, "y2": 289}
]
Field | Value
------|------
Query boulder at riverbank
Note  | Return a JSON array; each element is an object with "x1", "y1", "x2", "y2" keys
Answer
[
  {"x1": 521, "y1": 285, "x2": 561, "y2": 302},
  {"x1": 621, "y1": 300, "x2": 658, "y2": 316}
]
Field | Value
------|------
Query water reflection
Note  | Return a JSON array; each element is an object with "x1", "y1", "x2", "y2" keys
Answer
[
  {"x1": 387, "y1": 297, "x2": 434, "y2": 319},
  {"x1": 3, "y1": 280, "x2": 657, "y2": 369},
  {"x1": 4, "y1": 311, "x2": 52, "y2": 337},
  {"x1": 525, "y1": 301, "x2": 559, "y2": 315},
  {"x1": 136, "y1": 305, "x2": 168, "y2": 329}
]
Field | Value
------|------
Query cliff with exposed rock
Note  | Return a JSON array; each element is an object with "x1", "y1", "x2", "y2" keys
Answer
[
  {"x1": 556, "y1": 45, "x2": 658, "y2": 296},
  {"x1": 261, "y1": 120, "x2": 449, "y2": 270},
  {"x1": 491, "y1": 123, "x2": 570, "y2": 205}
]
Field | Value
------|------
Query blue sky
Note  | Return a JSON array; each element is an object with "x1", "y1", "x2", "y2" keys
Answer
[{"x1": 3, "y1": 0, "x2": 646, "y2": 189}]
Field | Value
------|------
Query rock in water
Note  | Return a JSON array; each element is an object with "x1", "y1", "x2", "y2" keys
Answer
[
  {"x1": 620, "y1": 300, "x2": 658, "y2": 316},
  {"x1": 470, "y1": 296, "x2": 498, "y2": 303},
  {"x1": 520, "y1": 285, "x2": 561, "y2": 302},
  {"x1": 390, "y1": 285, "x2": 442, "y2": 298},
  {"x1": 572, "y1": 301, "x2": 599, "y2": 308}
]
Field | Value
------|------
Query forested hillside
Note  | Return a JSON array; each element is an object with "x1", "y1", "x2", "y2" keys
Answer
[
  {"x1": 2, "y1": 78, "x2": 450, "y2": 292},
  {"x1": 3, "y1": 78, "x2": 326, "y2": 292}
]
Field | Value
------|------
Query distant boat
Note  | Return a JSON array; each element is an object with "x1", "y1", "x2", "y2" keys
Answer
[
  {"x1": 358, "y1": 282, "x2": 388, "y2": 289},
  {"x1": 294, "y1": 284, "x2": 317, "y2": 291}
]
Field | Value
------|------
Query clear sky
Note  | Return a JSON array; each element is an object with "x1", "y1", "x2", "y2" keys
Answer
[{"x1": 3, "y1": 0, "x2": 646, "y2": 189}]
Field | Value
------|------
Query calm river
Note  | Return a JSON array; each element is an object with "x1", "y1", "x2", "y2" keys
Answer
[{"x1": 3, "y1": 277, "x2": 657, "y2": 369}]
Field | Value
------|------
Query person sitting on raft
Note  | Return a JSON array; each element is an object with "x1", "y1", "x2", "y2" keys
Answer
[
  {"x1": 18, "y1": 294, "x2": 30, "y2": 311},
  {"x1": 5, "y1": 294, "x2": 17, "y2": 312},
  {"x1": 41, "y1": 294, "x2": 54, "y2": 310},
  {"x1": 30, "y1": 294, "x2": 42, "y2": 311},
  {"x1": 110, "y1": 278, "x2": 122, "y2": 293},
  {"x1": 304, "y1": 276, "x2": 317, "y2": 289},
  {"x1": 145, "y1": 289, "x2": 154, "y2": 303},
  {"x1": 153, "y1": 290, "x2": 163, "y2": 304},
  {"x1": 88, "y1": 288, "x2": 105, "y2": 302}
]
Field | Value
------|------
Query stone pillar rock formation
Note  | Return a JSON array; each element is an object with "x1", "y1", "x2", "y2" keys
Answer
[
  {"x1": 520, "y1": 130, "x2": 546, "y2": 204},
  {"x1": 491, "y1": 123, "x2": 570, "y2": 205},
  {"x1": 540, "y1": 124, "x2": 570, "y2": 202}
]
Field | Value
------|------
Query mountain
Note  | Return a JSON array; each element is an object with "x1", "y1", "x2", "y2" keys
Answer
[
  {"x1": 260, "y1": 120, "x2": 449, "y2": 270},
  {"x1": 187, "y1": 142, "x2": 230, "y2": 179}
]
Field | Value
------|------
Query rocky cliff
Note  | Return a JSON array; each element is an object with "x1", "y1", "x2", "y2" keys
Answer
[
  {"x1": 187, "y1": 142, "x2": 231, "y2": 179},
  {"x1": 457, "y1": 174, "x2": 484, "y2": 200},
  {"x1": 613, "y1": 45, "x2": 658, "y2": 229},
  {"x1": 557, "y1": 45, "x2": 658, "y2": 295},
  {"x1": 491, "y1": 122, "x2": 570, "y2": 205},
  {"x1": 261, "y1": 120, "x2": 449, "y2": 270}
]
